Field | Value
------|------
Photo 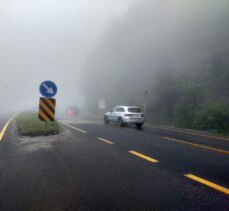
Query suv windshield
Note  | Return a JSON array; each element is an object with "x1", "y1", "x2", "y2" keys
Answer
[{"x1": 128, "y1": 108, "x2": 141, "y2": 113}]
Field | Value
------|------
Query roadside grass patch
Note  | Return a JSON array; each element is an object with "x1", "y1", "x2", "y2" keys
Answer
[{"x1": 16, "y1": 111, "x2": 59, "y2": 137}]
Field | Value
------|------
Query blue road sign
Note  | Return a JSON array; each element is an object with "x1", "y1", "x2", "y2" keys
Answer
[{"x1": 40, "y1": 81, "x2": 58, "y2": 98}]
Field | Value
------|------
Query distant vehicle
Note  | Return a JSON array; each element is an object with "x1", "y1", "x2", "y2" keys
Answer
[
  {"x1": 104, "y1": 106, "x2": 144, "y2": 129},
  {"x1": 67, "y1": 106, "x2": 79, "y2": 117}
]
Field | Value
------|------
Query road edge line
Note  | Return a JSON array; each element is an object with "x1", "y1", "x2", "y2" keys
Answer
[
  {"x1": 0, "y1": 114, "x2": 17, "y2": 141},
  {"x1": 163, "y1": 137, "x2": 229, "y2": 155},
  {"x1": 60, "y1": 122, "x2": 87, "y2": 134},
  {"x1": 146, "y1": 124, "x2": 229, "y2": 142}
]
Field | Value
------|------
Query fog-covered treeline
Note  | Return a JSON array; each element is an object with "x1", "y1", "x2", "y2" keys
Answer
[{"x1": 81, "y1": 0, "x2": 229, "y2": 134}]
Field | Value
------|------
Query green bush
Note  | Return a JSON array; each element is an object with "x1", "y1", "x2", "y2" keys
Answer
[
  {"x1": 173, "y1": 85, "x2": 201, "y2": 128},
  {"x1": 173, "y1": 103, "x2": 195, "y2": 128},
  {"x1": 194, "y1": 103, "x2": 229, "y2": 135}
]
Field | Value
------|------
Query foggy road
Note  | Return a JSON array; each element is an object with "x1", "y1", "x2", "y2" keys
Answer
[
  {"x1": 1, "y1": 1, "x2": 228, "y2": 210},
  {"x1": 0, "y1": 116, "x2": 228, "y2": 210}
]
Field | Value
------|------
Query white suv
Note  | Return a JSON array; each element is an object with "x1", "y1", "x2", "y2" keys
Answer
[{"x1": 104, "y1": 106, "x2": 144, "y2": 129}]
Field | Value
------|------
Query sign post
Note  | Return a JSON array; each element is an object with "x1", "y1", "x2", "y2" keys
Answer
[
  {"x1": 144, "y1": 90, "x2": 148, "y2": 116},
  {"x1": 38, "y1": 81, "x2": 58, "y2": 125}
]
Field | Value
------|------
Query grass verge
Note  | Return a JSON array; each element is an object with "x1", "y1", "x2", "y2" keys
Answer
[{"x1": 16, "y1": 111, "x2": 59, "y2": 137}]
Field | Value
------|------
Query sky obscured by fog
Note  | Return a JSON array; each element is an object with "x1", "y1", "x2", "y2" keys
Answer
[
  {"x1": 81, "y1": 0, "x2": 229, "y2": 111},
  {"x1": 0, "y1": 0, "x2": 132, "y2": 113},
  {"x1": 0, "y1": 0, "x2": 228, "y2": 115}
]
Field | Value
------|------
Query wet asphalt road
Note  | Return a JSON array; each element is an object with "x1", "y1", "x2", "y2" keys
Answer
[{"x1": 0, "y1": 115, "x2": 228, "y2": 210}]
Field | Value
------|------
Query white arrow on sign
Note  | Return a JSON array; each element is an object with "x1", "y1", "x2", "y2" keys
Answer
[{"x1": 42, "y1": 83, "x2": 54, "y2": 94}]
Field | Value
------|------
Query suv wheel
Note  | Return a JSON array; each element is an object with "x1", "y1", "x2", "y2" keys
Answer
[
  {"x1": 104, "y1": 116, "x2": 109, "y2": 125},
  {"x1": 117, "y1": 117, "x2": 124, "y2": 127}
]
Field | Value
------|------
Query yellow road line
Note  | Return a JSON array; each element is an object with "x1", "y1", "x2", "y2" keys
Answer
[
  {"x1": 147, "y1": 125, "x2": 229, "y2": 142},
  {"x1": 185, "y1": 174, "x2": 229, "y2": 195},
  {"x1": 163, "y1": 137, "x2": 229, "y2": 155},
  {"x1": 0, "y1": 115, "x2": 17, "y2": 141},
  {"x1": 97, "y1": 137, "x2": 114, "y2": 145},
  {"x1": 60, "y1": 122, "x2": 87, "y2": 134},
  {"x1": 129, "y1": 150, "x2": 159, "y2": 163}
]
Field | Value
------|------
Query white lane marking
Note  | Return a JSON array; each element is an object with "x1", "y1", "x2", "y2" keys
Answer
[
  {"x1": 97, "y1": 137, "x2": 114, "y2": 144},
  {"x1": 60, "y1": 122, "x2": 87, "y2": 134}
]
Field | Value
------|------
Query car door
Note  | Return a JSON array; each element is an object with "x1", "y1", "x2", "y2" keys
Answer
[
  {"x1": 113, "y1": 107, "x2": 121, "y2": 122},
  {"x1": 108, "y1": 107, "x2": 116, "y2": 121}
]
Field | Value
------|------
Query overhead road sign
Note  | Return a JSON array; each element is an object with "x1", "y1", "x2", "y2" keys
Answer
[
  {"x1": 39, "y1": 97, "x2": 56, "y2": 122},
  {"x1": 40, "y1": 81, "x2": 58, "y2": 98}
]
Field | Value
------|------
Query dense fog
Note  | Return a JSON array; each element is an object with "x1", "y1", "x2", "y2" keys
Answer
[
  {"x1": 81, "y1": 0, "x2": 229, "y2": 114},
  {"x1": 0, "y1": 0, "x2": 228, "y2": 126},
  {"x1": 0, "y1": 0, "x2": 132, "y2": 114}
]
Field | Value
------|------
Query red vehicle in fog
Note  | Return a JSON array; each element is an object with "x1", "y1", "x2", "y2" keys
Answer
[{"x1": 67, "y1": 106, "x2": 79, "y2": 117}]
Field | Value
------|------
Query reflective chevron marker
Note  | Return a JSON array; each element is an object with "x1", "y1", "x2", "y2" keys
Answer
[{"x1": 39, "y1": 97, "x2": 56, "y2": 122}]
